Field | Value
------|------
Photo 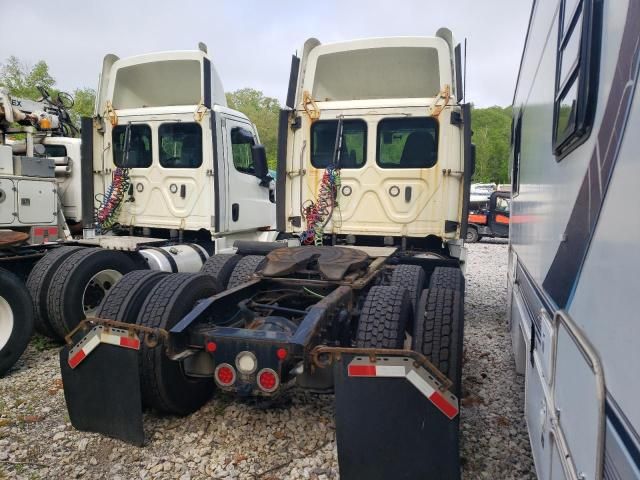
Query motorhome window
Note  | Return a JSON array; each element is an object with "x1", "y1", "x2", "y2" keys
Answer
[
  {"x1": 113, "y1": 124, "x2": 152, "y2": 168},
  {"x1": 511, "y1": 113, "x2": 522, "y2": 195},
  {"x1": 43, "y1": 145, "x2": 67, "y2": 157},
  {"x1": 159, "y1": 123, "x2": 203, "y2": 168},
  {"x1": 310, "y1": 120, "x2": 366, "y2": 169},
  {"x1": 312, "y1": 47, "x2": 440, "y2": 100},
  {"x1": 377, "y1": 118, "x2": 438, "y2": 169},
  {"x1": 553, "y1": 0, "x2": 602, "y2": 158},
  {"x1": 230, "y1": 127, "x2": 256, "y2": 175}
]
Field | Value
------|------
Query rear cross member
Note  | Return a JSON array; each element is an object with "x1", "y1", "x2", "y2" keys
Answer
[{"x1": 347, "y1": 356, "x2": 459, "y2": 419}]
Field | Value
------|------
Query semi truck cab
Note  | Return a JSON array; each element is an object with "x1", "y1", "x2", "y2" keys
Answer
[
  {"x1": 92, "y1": 48, "x2": 276, "y2": 241},
  {"x1": 277, "y1": 31, "x2": 472, "y2": 257}
]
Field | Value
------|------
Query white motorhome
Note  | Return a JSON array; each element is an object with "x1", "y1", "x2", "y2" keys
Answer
[{"x1": 508, "y1": 1, "x2": 639, "y2": 479}]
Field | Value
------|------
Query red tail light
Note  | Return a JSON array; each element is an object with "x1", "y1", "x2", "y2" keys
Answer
[
  {"x1": 257, "y1": 368, "x2": 279, "y2": 393},
  {"x1": 215, "y1": 363, "x2": 236, "y2": 386}
]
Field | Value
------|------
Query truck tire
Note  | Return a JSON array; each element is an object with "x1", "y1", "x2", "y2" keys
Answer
[
  {"x1": 95, "y1": 270, "x2": 168, "y2": 323},
  {"x1": 355, "y1": 286, "x2": 411, "y2": 349},
  {"x1": 412, "y1": 287, "x2": 464, "y2": 396},
  {"x1": 47, "y1": 248, "x2": 138, "y2": 339},
  {"x1": 390, "y1": 264, "x2": 426, "y2": 315},
  {"x1": 200, "y1": 254, "x2": 242, "y2": 289},
  {"x1": 0, "y1": 268, "x2": 34, "y2": 377},
  {"x1": 429, "y1": 267, "x2": 465, "y2": 293},
  {"x1": 26, "y1": 246, "x2": 84, "y2": 339},
  {"x1": 465, "y1": 227, "x2": 479, "y2": 243},
  {"x1": 227, "y1": 255, "x2": 266, "y2": 289},
  {"x1": 137, "y1": 273, "x2": 221, "y2": 414}
]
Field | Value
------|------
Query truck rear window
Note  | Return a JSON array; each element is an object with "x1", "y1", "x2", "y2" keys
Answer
[
  {"x1": 159, "y1": 123, "x2": 203, "y2": 168},
  {"x1": 113, "y1": 124, "x2": 152, "y2": 168},
  {"x1": 377, "y1": 117, "x2": 438, "y2": 169},
  {"x1": 311, "y1": 120, "x2": 366, "y2": 169}
]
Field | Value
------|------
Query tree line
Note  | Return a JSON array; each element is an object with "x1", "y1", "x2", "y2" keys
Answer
[{"x1": 1, "y1": 57, "x2": 511, "y2": 182}]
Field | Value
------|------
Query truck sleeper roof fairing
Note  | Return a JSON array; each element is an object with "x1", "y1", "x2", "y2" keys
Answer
[
  {"x1": 294, "y1": 30, "x2": 460, "y2": 106},
  {"x1": 95, "y1": 49, "x2": 227, "y2": 116}
]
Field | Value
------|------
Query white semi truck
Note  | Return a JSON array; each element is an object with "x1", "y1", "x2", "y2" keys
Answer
[
  {"x1": 60, "y1": 30, "x2": 474, "y2": 479},
  {"x1": 0, "y1": 45, "x2": 279, "y2": 375},
  {"x1": 508, "y1": 1, "x2": 640, "y2": 479}
]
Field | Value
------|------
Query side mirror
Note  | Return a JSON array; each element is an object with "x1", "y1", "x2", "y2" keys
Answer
[{"x1": 251, "y1": 144, "x2": 270, "y2": 185}]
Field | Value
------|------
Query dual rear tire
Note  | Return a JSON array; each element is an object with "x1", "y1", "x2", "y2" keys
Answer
[
  {"x1": 97, "y1": 270, "x2": 223, "y2": 415},
  {"x1": 26, "y1": 247, "x2": 140, "y2": 340},
  {"x1": 355, "y1": 265, "x2": 464, "y2": 395}
]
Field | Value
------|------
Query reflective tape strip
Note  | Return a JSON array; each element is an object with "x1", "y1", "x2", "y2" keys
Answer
[
  {"x1": 348, "y1": 364, "x2": 407, "y2": 377},
  {"x1": 347, "y1": 356, "x2": 459, "y2": 420},
  {"x1": 347, "y1": 364, "x2": 377, "y2": 377},
  {"x1": 68, "y1": 329, "x2": 101, "y2": 369},
  {"x1": 67, "y1": 326, "x2": 141, "y2": 369},
  {"x1": 101, "y1": 332, "x2": 140, "y2": 350}
]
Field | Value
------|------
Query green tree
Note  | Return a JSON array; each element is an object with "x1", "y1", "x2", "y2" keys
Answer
[
  {"x1": 471, "y1": 106, "x2": 512, "y2": 184},
  {"x1": 0, "y1": 56, "x2": 95, "y2": 134},
  {"x1": 0, "y1": 56, "x2": 56, "y2": 100},
  {"x1": 226, "y1": 88, "x2": 280, "y2": 169},
  {"x1": 69, "y1": 87, "x2": 96, "y2": 125}
]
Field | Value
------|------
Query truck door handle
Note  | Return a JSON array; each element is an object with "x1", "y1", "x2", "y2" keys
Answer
[
  {"x1": 180, "y1": 185, "x2": 186, "y2": 198},
  {"x1": 232, "y1": 203, "x2": 239, "y2": 222},
  {"x1": 405, "y1": 186, "x2": 412, "y2": 203}
]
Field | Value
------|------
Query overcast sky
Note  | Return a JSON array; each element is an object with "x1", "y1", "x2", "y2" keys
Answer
[{"x1": 2, "y1": 1, "x2": 532, "y2": 107}]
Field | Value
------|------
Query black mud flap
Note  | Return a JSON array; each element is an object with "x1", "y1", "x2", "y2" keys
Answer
[
  {"x1": 60, "y1": 344, "x2": 145, "y2": 446},
  {"x1": 334, "y1": 354, "x2": 460, "y2": 480}
]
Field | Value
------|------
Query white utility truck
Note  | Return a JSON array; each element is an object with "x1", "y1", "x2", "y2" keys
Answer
[
  {"x1": 0, "y1": 87, "x2": 81, "y2": 375},
  {"x1": 60, "y1": 30, "x2": 474, "y2": 480},
  {"x1": 508, "y1": 1, "x2": 640, "y2": 479}
]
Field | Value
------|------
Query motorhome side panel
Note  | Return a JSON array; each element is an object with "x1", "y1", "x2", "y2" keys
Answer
[{"x1": 509, "y1": 0, "x2": 640, "y2": 479}]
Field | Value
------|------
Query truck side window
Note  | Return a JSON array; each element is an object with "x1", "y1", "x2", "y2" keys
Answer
[
  {"x1": 43, "y1": 145, "x2": 67, "y2": 157},
  {"x1": 377, "y1": 117, "x2": 438, "y2": 169},
  {"x1": 113, "y1": 124, "x2": 152, "y2": 168},
  {"x1": 159, "y1": 123, "x2": 203, "y2": 168},
  {"x1": 553, "y1": 0, "x2": 602, "y2": 158},
  {"x1": 311, "y1": 120, "x2": 366, "y2": 169},
  {"x1": 230, "y1": 127, "x2": 256, "y2": 175}
]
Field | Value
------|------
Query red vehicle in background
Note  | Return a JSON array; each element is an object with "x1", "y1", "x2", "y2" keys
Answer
[{"x1": 466, "y1": 190, "x2": 510, "y2": 243}]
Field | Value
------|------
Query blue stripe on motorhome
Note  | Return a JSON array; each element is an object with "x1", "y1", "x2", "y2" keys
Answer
[
  {"x1": 604, "y1": 400, "x2": 640, "y2": 479},
  {"x1": 543, "y1": 0, "x2": 640, "y2": 307}
]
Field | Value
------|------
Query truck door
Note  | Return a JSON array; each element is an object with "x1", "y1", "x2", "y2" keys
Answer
[
  {"x1": 488, "y1": 192, "x2": 510, "y2": 237},
  {"x1": 220, "y1": 116, "x2": 273, "y2": 232}
]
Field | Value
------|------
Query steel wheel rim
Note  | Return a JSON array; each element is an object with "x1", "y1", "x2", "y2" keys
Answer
[
  {"x1": 0, "y1": 296, "x2": 14, "y2": 350},
  {"x1": 82, "y1": 269, "x2": 122, "y2": 316}
]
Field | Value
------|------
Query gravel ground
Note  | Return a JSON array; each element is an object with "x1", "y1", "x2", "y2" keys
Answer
[{"x1": 0, "y1": 241, "x2": 535, "y2": 479}]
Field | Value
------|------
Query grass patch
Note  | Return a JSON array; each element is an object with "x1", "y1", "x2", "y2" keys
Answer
[{"x1": 31, "y1": 335, "x2": 59, "y2": 352}]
